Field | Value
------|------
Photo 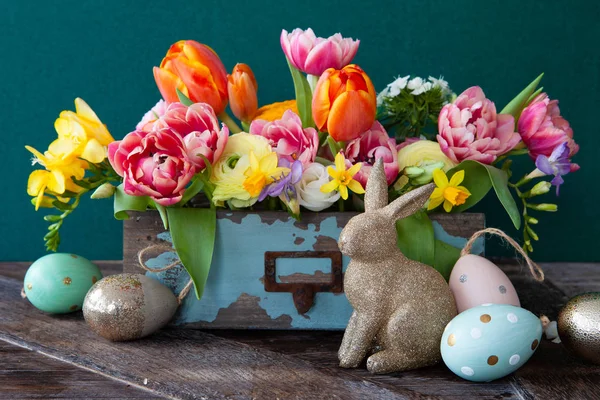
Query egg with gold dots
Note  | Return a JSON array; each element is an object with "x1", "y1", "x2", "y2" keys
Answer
[
  {"x1": 441, "y1": 304, "x2": 542, "y2": 382},
  {"x1": 23, "y1": 253, "x2": 102, "y2": 314}
]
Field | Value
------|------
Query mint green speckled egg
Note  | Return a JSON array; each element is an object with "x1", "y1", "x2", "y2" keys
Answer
[{"x1": 23, "y1": 253, "x2": 102, "y2": 314}]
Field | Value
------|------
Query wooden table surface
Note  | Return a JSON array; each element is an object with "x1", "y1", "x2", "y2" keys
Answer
[{"x1": 1, "y1": 261, "x2": 599, "y2": 399}]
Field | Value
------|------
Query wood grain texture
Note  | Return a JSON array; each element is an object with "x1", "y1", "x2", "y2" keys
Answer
[
  {"x1": 0, "y1": 273, "x2": 419, "y2": 400},
  {"x1": 2, "y1": 261, "x2": 600, "y2": 399},
  {"x1": 0, "y1": 340, "x2": 158, "y2": 399}
]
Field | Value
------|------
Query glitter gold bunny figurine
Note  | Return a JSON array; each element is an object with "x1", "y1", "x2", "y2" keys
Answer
[{"x1": 338, "y1": 158, "x2": 457, "y2": 374}]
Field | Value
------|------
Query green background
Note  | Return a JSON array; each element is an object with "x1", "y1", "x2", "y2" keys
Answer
[{"x1": 2, "y1": 0, "x2": 598, "y2": 262}]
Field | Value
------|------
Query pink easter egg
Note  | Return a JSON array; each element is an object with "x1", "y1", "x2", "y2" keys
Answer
[{"x1": 449, "y1": 254, "x2": 520, "y2": 313}]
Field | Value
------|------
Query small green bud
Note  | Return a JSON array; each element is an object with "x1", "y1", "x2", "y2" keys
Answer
[
  {"x1": 526, "y1": 225, "x2": 539, "y2": 241},
  {"x1": 526, "y1": 216, "x2": 539, "y2": 225},
  {"x1": 404, "y1": 166, "x2": 425, "y2": 179},
  {"x1": 91, "y1": 182, "x2": 116, "y2": 199},
  {"x1": 528, "y1": 181, "x2": 551, "y2": 197},
  {"x1": 528, "y1": 203, "x2": 558, "y2": 212}
]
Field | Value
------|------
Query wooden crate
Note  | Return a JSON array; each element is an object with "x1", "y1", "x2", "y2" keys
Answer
[{"x1": 123, "y1": 211, "x2": 484, "y2": 329}]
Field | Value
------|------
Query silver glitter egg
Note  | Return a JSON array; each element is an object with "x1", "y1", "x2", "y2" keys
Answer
[
  {"x1": 558, "y1": 292, "x2": 600, "y2": 364},
  {"x1": 83, "y1": 273, "x2": 178, "y2": 341}
]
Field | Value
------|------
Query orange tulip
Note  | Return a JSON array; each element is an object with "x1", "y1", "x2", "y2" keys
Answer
[
  {"x1": 227, "y1": 63, "x2": 258, "y2": 122},
  {"x1": 153, "y1": 40, "x2": 228, "y2": 115},
  {"x1": 312, "y1": 64, "x2": 376, "y2": 142}
]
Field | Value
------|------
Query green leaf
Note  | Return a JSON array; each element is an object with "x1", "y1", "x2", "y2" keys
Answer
[
  {"x1": 286, "y1": 59, "x2": 315, "y2": 128},
  {"x1": 179, "y1": 175, "x2": 205, "y2": 207},
  {"x1": 447, "y1": 160, "x2": 521, "y2": 229},
  {"x1": 527, "y1": 87, "x2": 544, "y2": 104},
  {"x1": 176, "y1": 88, "x2": 194, "y2": 106},
  {"x1": 500, "y1": 73, "x2": 544, "y2": 120},
  {"x1": 154, "y1": 202, "x2": 169, "y2": 230},
  {"x1": 396, "y1": 210, "x2": 435, "y2": 267},
  {"x1": 433, "y1": 240, "x2": 461, "y2": 281},
  {"x1": 113, "y1": 184, "x2": 150, "y2": 220},
  {"x1": 52, "y1": 200, "x2": 73, "y2": 211},
  {"x1": 167, "y1": 207, "x2": 216, "y2": 299},
  {"x1": 44, "y1": 215, "x2": 61, "y2": 222}
]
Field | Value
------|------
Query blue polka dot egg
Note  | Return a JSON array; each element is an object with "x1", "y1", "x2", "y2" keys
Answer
[
  {"x1": 441, "y1": 304, "x2": 542, "y2": 382},
  {"x1": 24, "y1": 253, "x2": 102, "y2": 314}
]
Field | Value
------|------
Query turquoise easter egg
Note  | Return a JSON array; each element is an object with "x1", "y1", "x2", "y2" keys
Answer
[
  {"x1": 441, "y1": 304, "x2": 542, "y2": 382},
  {"x1": 23, "y1": 253, "x2": 102, "y2": 314}
]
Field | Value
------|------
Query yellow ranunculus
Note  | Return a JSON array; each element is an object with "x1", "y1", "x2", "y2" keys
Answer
[
  {"x1": 211, "y1": 133, "x2": 275, "y2": 208},
  {"x1": 397, "y1": 140, "x2": 457, "y2": 172},
  {"x1": 54, "y1": 98, "x2": 114, "y2": 163}
]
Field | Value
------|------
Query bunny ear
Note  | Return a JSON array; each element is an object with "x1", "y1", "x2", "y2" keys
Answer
[
  {"x1": 364, "y1": 158, "x2": 388, "y2": 212},
  {"x1": 383, "y1": 183, "x2": 435, "y2": 220}
]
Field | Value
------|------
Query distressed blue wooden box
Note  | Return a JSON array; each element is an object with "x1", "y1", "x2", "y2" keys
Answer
[{"x1": 123, "y1": 211, "x2": 484, "y2": 330}]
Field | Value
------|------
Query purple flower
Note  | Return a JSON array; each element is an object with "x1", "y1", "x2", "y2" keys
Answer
[
  {"x1": 534, "y1": 142, "x2": 577, "y2": 195},
  {"x1": 259, "y1": 159, "x2": 303, "y2": 202}
]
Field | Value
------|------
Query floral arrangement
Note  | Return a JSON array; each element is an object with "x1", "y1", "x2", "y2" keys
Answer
[{"x1": 26, "y1": 28, "x2": 580, "y2": 297}]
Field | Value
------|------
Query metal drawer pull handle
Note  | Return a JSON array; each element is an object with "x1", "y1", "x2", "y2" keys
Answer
[{"x1": 264, "y1": 251, "x2": 343, "y2": 314}]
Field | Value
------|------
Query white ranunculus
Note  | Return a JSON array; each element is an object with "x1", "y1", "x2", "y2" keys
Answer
[{"x1": 296, "y1": 163, "x2": 340, "y2": 212}]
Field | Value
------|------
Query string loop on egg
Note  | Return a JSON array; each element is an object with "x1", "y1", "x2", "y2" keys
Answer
[
  {"x1": 137, "y1": 244, "x2": 193, "y2": 305},
  {"x1": 461, "y1": 228, "x2": 545, "y2": 282}
]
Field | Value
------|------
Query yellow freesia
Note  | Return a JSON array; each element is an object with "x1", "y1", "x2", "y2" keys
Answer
[
  {"x1": 25, "y1": 98, "x2": 112, "y2": 210},
  {"x1": 427, "y1": 169, "x2": 471, "y2": 212},
  {"x1": 54, "y1": 98, "x2": 114, "y2": 163},
  {"x1": 243, "y1": 151, "x2": 289, "y2": 197},
  {"x1": 320, "y1": 153, "x2": 365, "y2": 200}
]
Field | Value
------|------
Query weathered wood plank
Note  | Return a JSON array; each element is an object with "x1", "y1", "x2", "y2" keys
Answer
[
  {"x1": 0, "y1": 274, "x2": 422, "y2": 400},
  {"x1": 0, "y1": 340, "x2": 159, "y2": 399}
]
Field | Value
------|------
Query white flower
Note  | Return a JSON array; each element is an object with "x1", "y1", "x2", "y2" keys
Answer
[
  {"x1": 411, "y1": 82, "x2": 433, "y2": 95},
  {"x1": 376, "y1": 87, "x2": 390, "y2": 107},
  {"x1": 407, "y1": 77, "x2": 424, "y2": 90},
  {"x1": 296, "y1": 163, "x2": 340, "y2": 212},
  {"x1": 388, "y1": 75, "x2": 410, "y2": 97},
  {"x1": 428, "y1": 76, "x2": 449, "y2": 91}
]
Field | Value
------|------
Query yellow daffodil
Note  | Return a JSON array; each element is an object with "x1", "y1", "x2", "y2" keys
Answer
[
  {"x1": 428, "y1": 169, "x2": 471, "y2": 212},
  {"x1": 243, "y1": 151, "x2": 289, "y2": 197},
  {"x1": 320, "y1": 153, "x2": 365, "y2": 200}
]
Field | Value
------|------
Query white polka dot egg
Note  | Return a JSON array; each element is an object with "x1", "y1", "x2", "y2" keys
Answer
[{"x1": 441, "y1": 304, "x2": 542, "y2": 382}]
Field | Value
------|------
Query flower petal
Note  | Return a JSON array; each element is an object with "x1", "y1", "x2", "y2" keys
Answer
[
  {"x1": 320, "y1": 179, "x2": 338, "y2": 193},
  {"x1": 449, "y1": 170, "x2": 465, "y2": 186},
  {"x1": 432, "y1": 168, "x2": 449, "y2": 188},
  {"x1": 346, "y1": 179, "x2": 365, "y2": 194}
]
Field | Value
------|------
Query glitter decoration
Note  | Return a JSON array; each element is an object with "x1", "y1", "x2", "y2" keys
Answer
[
  {"x1": 480, "y1": 314, "x2": 491, "y2": 323},
  {"x1": 63, "y1": 277, "x2": 72, "y2": 285},
  {"x1": 499, "y1": 285, "x2": 507, "y2": 294},
  {"x1": 558, "y1": 293, "x2": 600, "y2": 364},
  {"x1": 337, "y1": 160, "x2": 457, "y2": 374},
  {"x1": 487, "y1": 355, "x2": 498, "y2": 365},
  {"x1": 459, "y1": 274, "x2": 467, "y2": 283}
]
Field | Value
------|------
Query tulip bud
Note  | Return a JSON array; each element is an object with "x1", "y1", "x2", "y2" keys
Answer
[
  {"x1": 227, "y1": 63, "x2": 258, "y2": 123},
  {"x1": 528, "y1": 203, "x2": 558, "y2": 212},
  {"x1": 91, "y1": 182, "x2": 116, "y2": 199},
  {"x1": 527, "y1": 181, "x2": 551, "y2": 197}
]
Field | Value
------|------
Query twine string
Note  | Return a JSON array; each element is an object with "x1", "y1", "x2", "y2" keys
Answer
[
  {"x1": 461, "y1": 228, "x2": 545, "y2": 282},
  {"x1": 137, "y1": 244, "x2": 193, "y2": 305}
]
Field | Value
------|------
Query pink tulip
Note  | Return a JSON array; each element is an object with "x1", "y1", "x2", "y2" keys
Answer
[
  {"x1": 344, "y1": 121, "x2": 399, "y2": 187},
  {"x1": 249, "y1": 110, "x2": 319, "y2": 168},
  {"x1": 136, "y1": 99, "x2": 168, "y2": 132},
  {"x1": 518, "y1": 93, "x2": 579, "y2": 160},
  {"x1": 437, "y1": 86, "x2": 521, "y2": 164},
  {"x1": 280, "y1": 28, "x2": 359, "y2": 76},
  {"x1": 108, "y1": 128, "x2": 196, "y2": 206},
  {"x1": 155, "y1": 102, "x2": 229, "y2": 170}
]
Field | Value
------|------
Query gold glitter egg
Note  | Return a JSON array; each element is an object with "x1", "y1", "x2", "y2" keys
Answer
[
  {"x1": 83, "y1": 273, "x2": 178, "y2": 341},
  {"x1": 558, "y1": 293, "x2": 600, "y2": 364}
]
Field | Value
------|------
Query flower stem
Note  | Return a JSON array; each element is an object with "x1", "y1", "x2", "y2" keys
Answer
[
  {"x1": 338, "y1": 197, "x2": 345, "y2": 212},
  {"x1": 326, "y1": 136, "x2": 343, "y2": 157},
  {"x1": 218, "y1": 112, "x2": 243, "y2": 134}
]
